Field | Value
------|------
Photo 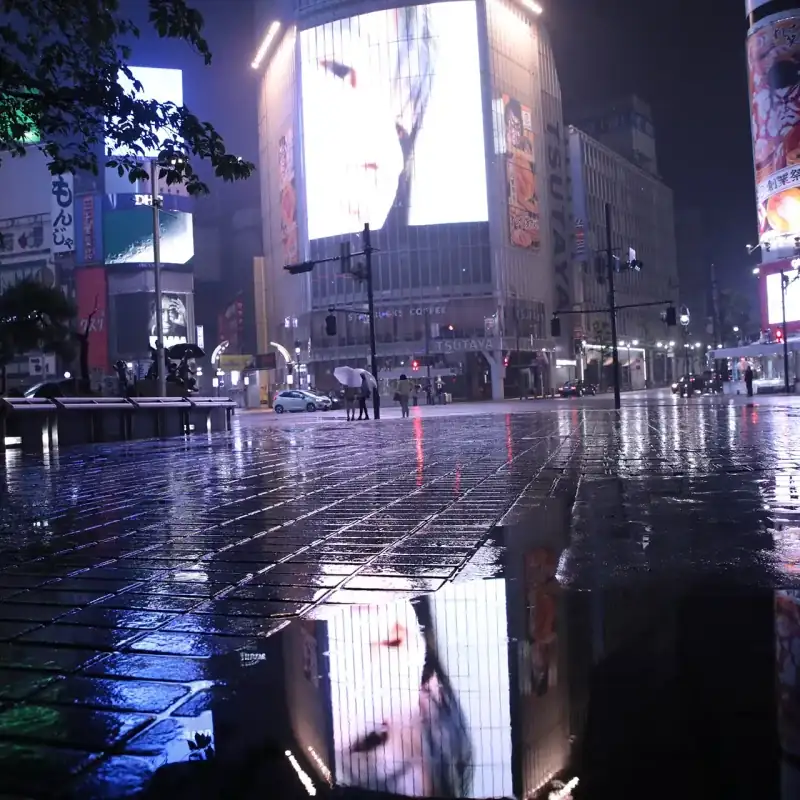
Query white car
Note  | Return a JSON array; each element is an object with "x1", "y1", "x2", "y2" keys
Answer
[{"x1": 273, "y1": 390, "x2": 331, "y2": 413}]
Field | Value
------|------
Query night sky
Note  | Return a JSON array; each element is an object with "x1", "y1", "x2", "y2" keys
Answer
[{"x1": 549, "y1": 0, "x2": 755, "y2": 292}]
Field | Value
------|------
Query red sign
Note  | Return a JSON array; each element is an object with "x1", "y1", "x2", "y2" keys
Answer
[{"x1": 75, "y1": 267, "x2": 108, "y2": 371}]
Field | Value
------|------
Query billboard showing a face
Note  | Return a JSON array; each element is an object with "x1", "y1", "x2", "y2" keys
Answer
[
  {"x1": 747, "y1": 16, "x2": 800, "y2": 243},
  {"x1": 326, "y1": 581, "x2": 512, "y2": 797},
  {"x1": 299, "y1": 1, "x2": 488, "y2": 240}
]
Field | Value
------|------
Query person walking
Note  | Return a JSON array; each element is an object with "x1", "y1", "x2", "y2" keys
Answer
[
  {"x1": 744, "y1": 364, "x2": 754, "y2": 397},
  {"x1": 358, "y1": 372, "x2": 371, "y2": 420},
  {"x1": 396, "y1": 373, "x2": 412, "y2": 418},
  {"x1": 344, "y1": 385, "x2": 356, "y2": 421}
]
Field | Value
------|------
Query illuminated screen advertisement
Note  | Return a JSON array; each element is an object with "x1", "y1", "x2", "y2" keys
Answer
[
  {"x1": 747, "y1": 16, "x2": 800, "y2": 242},
  {"x1": 103, "y1": 207, "x2": 194, "y2": 265},
  {"x1": 105, "y1": 66, "x2": 184, "y2": 158},
  {"x1": 766, "y1": 268, "x2": 800, "y2": 326},
  {"x1": 299, "y1": 1, "x2": 488, "y2": 240},
  {"x1": 326, "y1": 580, "x2": 512, "y2": 798}
]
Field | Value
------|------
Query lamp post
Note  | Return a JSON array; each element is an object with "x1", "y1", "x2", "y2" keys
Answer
[{"x1": 150, "y1": 158, "x2": 166, "y2": 398}]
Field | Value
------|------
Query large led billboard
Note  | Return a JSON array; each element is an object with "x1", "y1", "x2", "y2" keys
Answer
[
  {"x1": 299, "y1": 1, "x2": 488, "y2": 240},
  {"x1": 103, "y1": 207, "x2": 193, "y2": 265},
  {"x1": 105, "y1": 66, "x2": 183, "y2": 158},
  {"x1": 747, "y1": 16, "x2": 800, "y2": 243},
  {"x1": 766, "y1": 269, "x2": 800, "y2": 326}
]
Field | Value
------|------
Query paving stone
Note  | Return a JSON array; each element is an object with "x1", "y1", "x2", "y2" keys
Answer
[
  {"x1": 0, "y1": 705, "x2": 151, "y2": 750},
  {"x1": 82, "y1": 653, "x2": 212, "y2": 683},
  {"x1": 0, "y1": 741, "x2": 96, "y2": 797},
  {"x1": 33, "y1": 676, "x2": 190, "y2": 714}
]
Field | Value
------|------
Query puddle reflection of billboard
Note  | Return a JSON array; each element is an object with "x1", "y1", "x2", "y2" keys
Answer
[{"x1": 326, "y1": 582, "x2": 512, "y2": 798}]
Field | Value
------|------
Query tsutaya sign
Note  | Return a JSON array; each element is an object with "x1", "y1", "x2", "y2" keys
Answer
[{"x1": 433, "y1": 337, "x2": 496, "y2": 353}]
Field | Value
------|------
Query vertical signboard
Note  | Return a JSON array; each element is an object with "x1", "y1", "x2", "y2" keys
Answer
[
  {"x1": 75, "y1": 267, "x2": 109, "y2": 371},
  {"x1": 747, "y1": 13, "x2": 800, "y2": 244},
  {"x1": 503, "y1": 96, "x2": 540, "y2": 250},
  {"x1": 279, "y1": 129, "x2": 298, "y2": 263},
  {"x1": 80, "y1": 195, "x2": 97, "y2": 264},
  {"x1": 49, "y1": 173, "x2": 75, "y2": 253}
]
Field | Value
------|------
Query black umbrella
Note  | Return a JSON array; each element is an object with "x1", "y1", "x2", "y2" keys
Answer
[{"x1": 167, "y1": 343, "x2": 205, "y2": 360}]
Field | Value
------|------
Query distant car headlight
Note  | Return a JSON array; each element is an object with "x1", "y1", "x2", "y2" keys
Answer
[{"x1": 671, "y1": 382, "x2": 678, "y2": 390}]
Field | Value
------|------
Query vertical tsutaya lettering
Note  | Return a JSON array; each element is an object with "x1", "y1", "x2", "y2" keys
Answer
[{"x1": 546, "y1": 120, "x2": 570, "y2": 313}]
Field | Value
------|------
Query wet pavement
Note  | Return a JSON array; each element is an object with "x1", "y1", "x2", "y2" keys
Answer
[{"x1": 0, "y1": 398, "x2": 799, "y2": 796}]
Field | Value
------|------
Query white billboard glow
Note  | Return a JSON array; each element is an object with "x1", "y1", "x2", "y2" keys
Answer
[
  {"x1": 767, "y1": 271, "x2": 800, "y2": 325},
  {"x1": 299, "y1": 1, "x2": 488, "y2": 240},
  {"x1": 106, "y1": 66, "x2": 184, "y2": 158}
]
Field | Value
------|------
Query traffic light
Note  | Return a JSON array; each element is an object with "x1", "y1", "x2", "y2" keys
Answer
[
  {"x1": 550, "y1": 315, "x2": 561, "y2": 338},
  {"x1": 412, "y1": 359, "x2": 419, "y2": 371},
  {"x1": 325, "y1": 313, "x2": 337, "y2": 336},
  {"x1": 776, "y1": 327, "x2": 784, "y2": 343},
  {"x1": 503, "y1": 355, "x2": 509, "y2": 367},
  {"x1": 665, "y1": 306, "x2": 677, "y2": 326}
]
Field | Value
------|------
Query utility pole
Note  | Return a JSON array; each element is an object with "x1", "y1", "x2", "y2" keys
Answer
[
  {"x1": 782, "y1": 270, "x2": 791, "y2": 393},
  {"x1": 284, "y1": 222, "x2": 380, "y2": 418},
  {"x1": 605, "y1": 202, "x2": 621, "y2": 410},
  {"x1": 150, "y1": 159, "x2": 166, "y2": 398},
  {"x1": 363, "y1": 223, "x2": 380, "y2": 419}
]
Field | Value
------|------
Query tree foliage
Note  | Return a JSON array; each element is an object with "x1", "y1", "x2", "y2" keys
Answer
[
  {"x1": 0, "y1": 0, "x2": 254, "y2": 195},
  {"x1": 0, "y1": 279, "x2": 77, "y2": 371}
]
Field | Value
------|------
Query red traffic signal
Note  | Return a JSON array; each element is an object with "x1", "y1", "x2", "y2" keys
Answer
[
  {"x1": 776, "y1": 327, "x2": 784, "y2": 342},
  {"x1": 412, "y1": 360, "x2": 419, "y2": 371}
]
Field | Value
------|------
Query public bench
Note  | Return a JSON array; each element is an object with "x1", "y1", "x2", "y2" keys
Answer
[{"x1": 0, "y1": 396, "x2": 236, "y2": 452}]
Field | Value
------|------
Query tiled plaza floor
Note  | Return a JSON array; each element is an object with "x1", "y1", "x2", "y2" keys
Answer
[{"x1": 0, "y1": 397, "x2": 798, "y2": 795}]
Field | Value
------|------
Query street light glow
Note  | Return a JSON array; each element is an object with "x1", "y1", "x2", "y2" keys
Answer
[
  {"x1": 619, "y1": 340, "x2": 626, "y2": 347},
  {"x1": 669, "y1": 340, "x2": 675, "y2": 346},
  {"x1": 656, "y1": 341, "x2": 664, "y2": 347},
  {"x1": 753, "y1": 267, "x2": 760, "y2": 275},
  {"x1": 251, "y1": 21, "x2": 281, "y2": 70},
  {"x1": 632, "y1": 339, "x2": 639, "y2": 346},
  {"x1": 694, "y1": 342, "x2": 701, "y2": 347},
  {"x1": 733, "y1": 326, "x2": 739, "y2": 332}
]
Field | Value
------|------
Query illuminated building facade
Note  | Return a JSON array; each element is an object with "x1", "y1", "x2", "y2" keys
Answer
[
  {"x1": 253, "y1": 0, "x2": 577, "y2": 399},
  {"x1": 568, "y1": 126, "x2": 679, "y2": 388}
]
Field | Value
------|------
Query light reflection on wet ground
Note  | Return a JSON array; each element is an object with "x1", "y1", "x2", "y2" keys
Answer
[{"x1": 0, "y1": 401, "x2": 798, "y2": 794}]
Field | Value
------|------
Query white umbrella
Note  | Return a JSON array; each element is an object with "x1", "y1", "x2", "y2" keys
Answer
[
  {"x1": 334, "y1": 366, "x2": 361, "y2": 388},
  {"x1": 334, "y1": 366, "x2": 377, "y2": 389}
]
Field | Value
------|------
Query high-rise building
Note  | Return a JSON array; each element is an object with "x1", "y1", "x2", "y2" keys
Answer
[
  {"x1": 252, "y1": 0, "x2": 578, "y2": 400},
  {"x1": 568, "y1": 126, "x2": 679, "y2": 388},
  {"x1": 570, "y1": 95, "x2": 659, "y2": 178}
]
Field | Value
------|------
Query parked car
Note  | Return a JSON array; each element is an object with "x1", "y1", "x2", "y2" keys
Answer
[
  {"x1": 23, "y1": 379, "x2": 80, "y2": 399},
  {"x1": 558, "y1": 380, "x2": 596, "y2": 397},
  {"x1": 273, "y1": 390, "x2": 331, "y2": 413}
]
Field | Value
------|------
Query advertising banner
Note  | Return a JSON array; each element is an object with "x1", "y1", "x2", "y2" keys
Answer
[
  {"x1": 75, "y1": 194, "x2": 103, "y2": 266},
  {"x1": 278, "y1": 130, "x2": 298, "y2": 263},
  {"x1": 218, "y1": 296, "x2": 244, "y2": 352},
  {"x1": 114, "y1": 292, "x2": 190, "y2": 354},
  {"x1": 103, "y1": 206, "x2": 194, "y2": 265},
  {"x1": 502, "y1": 95, "x2": 540, "y2": 250},
  {"x1": 747, "y1": 16, "x2": 800, "y2": 242},
  {"x1": 49, "y1": 173, "x2": 75, "y2": 253},
  {"x1": 299, "y1": 1, "x2": 487, "y2": 240},
  {"x1": 75, "y1": 267, "x2": 109, "y2": 371},
  {"x1": 0, "y1": 214, "x2": 46, "y2": 256}
]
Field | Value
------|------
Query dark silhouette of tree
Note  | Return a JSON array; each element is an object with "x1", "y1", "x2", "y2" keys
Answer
[
  {"x1": 75, "y1": 298, "x2": 99, "y2": 393},
  {"x1": 0, "y1": 280, "x2": 76, "y2": 393},
  {"x1": 0, "y1": 0, "x2": 254, "y2": 196}
]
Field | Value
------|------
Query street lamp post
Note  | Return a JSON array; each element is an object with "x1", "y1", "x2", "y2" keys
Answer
[
  {"x1": 284, "y1": 223, "x2": 381, "y2": 419},
  {"x1": 150, "y1": 159, "x2": 166, "y2": 398},
  {"x1": 781, "y1": 269, "x2": 791, "y2": 394}
]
